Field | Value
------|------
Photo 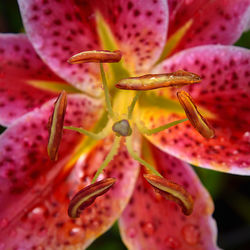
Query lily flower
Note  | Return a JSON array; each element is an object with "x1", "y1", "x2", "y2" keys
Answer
[{"x1": 0, "y1": 0, "x2": 249, "y2": 249}]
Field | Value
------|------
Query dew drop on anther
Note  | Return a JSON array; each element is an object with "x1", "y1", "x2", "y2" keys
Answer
[{"x1": 182, "y1": 224, "x2": 200, "y2": 245}]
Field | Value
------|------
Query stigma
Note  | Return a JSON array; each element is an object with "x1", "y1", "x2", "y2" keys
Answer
[{"x1": 112, "y1": 119, "x2": 132, "y2": 137}]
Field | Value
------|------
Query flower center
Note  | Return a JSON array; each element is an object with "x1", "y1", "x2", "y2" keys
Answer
[{"x1": 47, "y1": 44, "x2": 213, "y2": 218}]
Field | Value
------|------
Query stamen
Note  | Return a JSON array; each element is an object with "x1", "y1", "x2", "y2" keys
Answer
[
  {"x1": 126, "y1": 136, "x2": 162, "y2": 177},
  {"x1": 68, "y1": 178, "x2": 116, "y2": 218},
  {"x1": 137, "y1": 118, "x2": 188, "y2": 135},
  {"x1": 127, "y1": 92, "x2": 142, "y2": 119},
  {"x1": 112, "y1": 119, "x2": 132, "y2": 137},
  {"x1": 64, "y1": 120, "x2": 112, "y2": 140},
  {"x1": 100, "y1": 63, "x2": 115, "y2": 118},
  {"x1": 177, "y1": 90, "x2": 215, "y2": 139},
  {"x1": 47, "y1": 90, "x2": 67, "y2": 161},
  {"x1": 144, "y1": 174, "x2": 194, "y2": 216},
  {"x1": 68, "y1": 50, "x2": 122, "y2": 64},
  {"x1": 115, "y1": 70, "x2": 201, "y2": 90},
  {"x1": 91, "y1": 136, "x2": 121, "y2": 184}
]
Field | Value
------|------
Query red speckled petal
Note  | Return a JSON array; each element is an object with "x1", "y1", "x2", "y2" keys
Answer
[
  {"x1": 18, "y1": 0, "x2": 168, "y2": 83},
  {"x1": 91, "y1": 0, "x2": 168, "y2": 73},
  {"x1": 119, "y1": 144, "x2": 218, "y2": 250},
  {"x1": 0, "y1": 33, "x2": 66, "y2": 126},
  {"x1": 18, "y1": 0, "x2": 101, "y2": 93},
  {"x1": 1, "y1": 136, "x2": 139, "y2": 249},
  {"x1": 167, "y1": 0, "x2": 185, "y2": 24},
  {"x1": 146, "y1": 45, "x2": 250, "y2": 174},
  {"x1": 0, "y1": 94, "x2": 103, "y2": 245},
  {"x1": 168, "y1": 0, "x2": 207, "y2": 36},
  {"x1": 169, "y1": 0, "x2": 250, "y2": 52}
]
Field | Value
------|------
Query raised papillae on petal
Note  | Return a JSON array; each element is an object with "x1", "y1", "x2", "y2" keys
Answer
[
  {"x1": 177, "y1": 90, "x2": 215, "y2": 139},
  {"x1": 115, "y1": 70, "x2": 201, "y2": 90},
  {"x1": 68, "y1": 178, "x2": 116, "y2": 218},
  {"x1": 68, "y1": 50, "x2": 122, "y2": 64},
  {"x1": 47, "y1": 90, "x2": 67, "y2": 161},
  {"x1": 144, "y1": 174, "x2": 194, "y2": 216}
]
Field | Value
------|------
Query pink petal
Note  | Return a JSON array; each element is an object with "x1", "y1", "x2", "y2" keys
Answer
[
  {"x1": 148, "y1": 45, "x2": 250, "y2": 174},
  {"x1": 18, "y1": 0, "x2": 101, "y2": 93},
  {"x1": 91, "y1": 0, "x2": 168, "y2": 73},
  {"x1": 18, "y1": 0, "x2": 168, "y2": 83},
  {"x1": 1, "y1": 135, "x2": 139, "y2": 249},
  {"x1": 0, "y1": 34, "x2": 65, "y2": 126},
  {"x1": 168, "y1": 0, "x2": 208, "y2": 36},
  {"x1": 119, "y1": 144, "x2": 218, "y2": 250},
  {"x1": 167, "y1": 0, "x2": 185, "y2": 24},
  {"x1": 169, "y1": 0, "x2": 250, "y2": 52},
  {"x1": 0, "y1": 94, "x2": 103, "y2": 244}
]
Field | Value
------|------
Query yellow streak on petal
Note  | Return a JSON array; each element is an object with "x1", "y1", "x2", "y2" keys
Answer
[
  {"x1": 27, "y1": 80, "x2": 82, "y2": 94},
  {"x1": 96, "y1": 12, "x2": 130, "y2": 84},
  {"x1": 155, "y1": 19, "x2": 193, "y2": 64}
]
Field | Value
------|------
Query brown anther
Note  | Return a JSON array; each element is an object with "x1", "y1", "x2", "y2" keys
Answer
[
  {"x1": 144, "y1": 174, "x2": 194, "y2": 216},
  {"x1": 68, "y1": 50, "x2": 122, "y2": 64},
  {"x1": 177, "y1": 90, "x2": 215, "y2": 139},
  {"x1": 115, "y1": 70, "x2": 201, "y2": 90},
  {"x1": 68, "y1": 178, "x2": 116, "y2": 218},
  {"x1": 47, "y1": 90, "x2": 67, "y2": 161}
]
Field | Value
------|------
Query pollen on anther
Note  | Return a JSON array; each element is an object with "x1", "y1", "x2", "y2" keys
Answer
[{"x1": 68, "y1": 50, "x2": 122, "y2": 64}]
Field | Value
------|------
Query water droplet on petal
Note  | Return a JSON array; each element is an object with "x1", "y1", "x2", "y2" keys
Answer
[
  {"x1": 142, "y1": 222, "x2": 154, "y2": 236},
  {"x1": 28, "y1": 206, "x2": 45, "y2": 221},
  {"x1": 30, "y1": 206, "x2": 45, "y2": 216},
  {"x1": 69, "y1": 227, "x2": 83, "y2": 237},
  {"x1": 164, "y1": 236, "x2": 181, "y2": 249},
  {"x1": 182, "y1": 224, "x2": 200, "y2": 245},
  {"x1": 243, "y1": 131, "x2": 250, "y2": 142},
  {"x1": 127, "y1": 227, "x2": 136, "y2": 238},
  {"x1": 233, "y1": 150, "x2": 239, "y2": 155}
]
